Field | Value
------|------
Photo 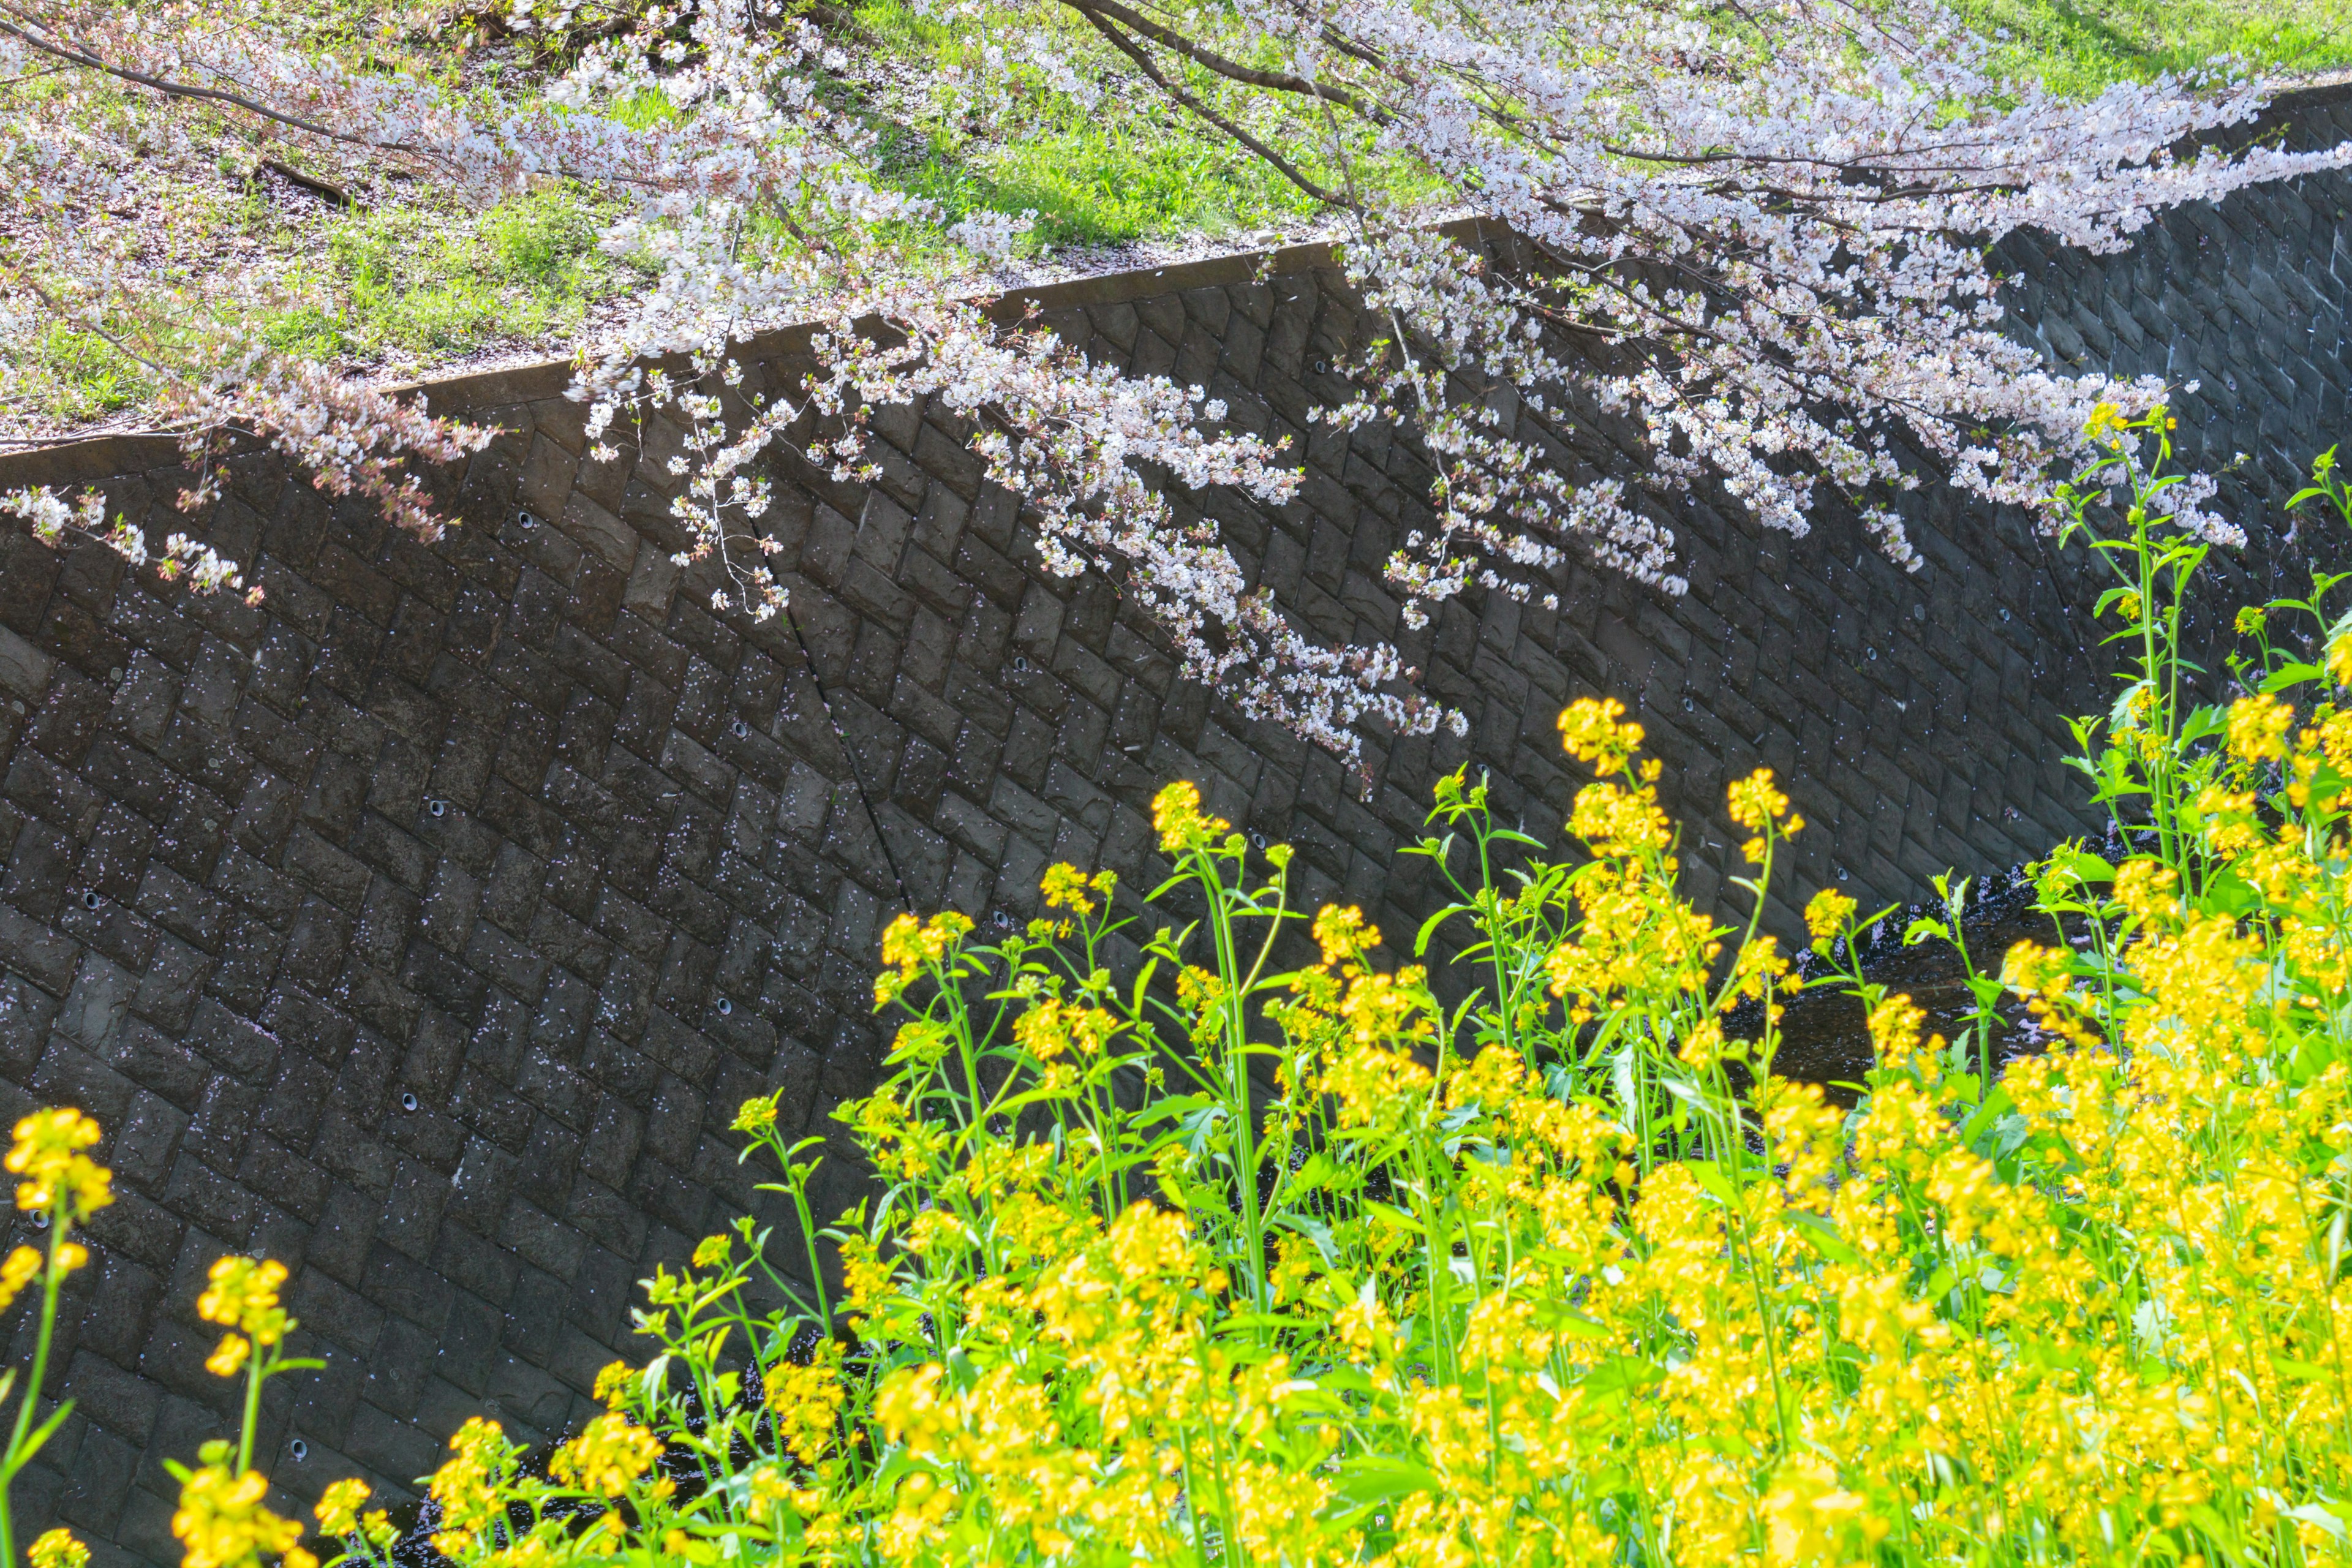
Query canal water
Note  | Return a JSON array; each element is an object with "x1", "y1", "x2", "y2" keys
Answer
[{"x1": 1733, "y1": 869, "x2": 2075, "y2": 1104}]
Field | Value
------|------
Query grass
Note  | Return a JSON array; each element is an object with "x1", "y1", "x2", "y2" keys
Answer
[
  {"x1": 267, "y1": 183, "x2": 631, "y2": 365},
  {"x1": 888, "y1": 116, "x2": 1326, "y2": 249},
  {"x1": 1958, "y1": 0, "x2": 2352, "y2": 92}
]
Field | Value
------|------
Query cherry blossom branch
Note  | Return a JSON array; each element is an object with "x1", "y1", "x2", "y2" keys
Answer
[{"x1": 1, "y1": 486, "x2": 262, "y2": 604}]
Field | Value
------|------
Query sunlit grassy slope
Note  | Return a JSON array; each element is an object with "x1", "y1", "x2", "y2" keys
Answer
[{"x1": 1958, "y1": 0, "x2": 2351, "y2": 93}]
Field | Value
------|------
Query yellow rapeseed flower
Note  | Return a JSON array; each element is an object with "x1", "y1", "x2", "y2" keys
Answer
[
  {"x1": 1557, "y1": 696, "x2": 1643, "y2": 773},
  {"x1": 2224, "y1": 693, "x2": 2292, "y2": 764},
  {"x1": 1150, "y1": 780, "x2": 1230, "y2": 852},
  {"x1": 28, "y1": 1528, "x2": 86, "y2": 1568},
  {"x1": 6, "y1": 1109, "x2": 111, "y2": 1221},
  {"x1": 2331, "y1": 627, "x2": 2352, "y2": 688},
  {"x1": 767, "y1": 1354, "x2": 848, "y2": 1463},
  {"x1": 551, "y1": 1411, "x2": 663, "y2": 1498},
  {"x1": 312, "y1": 1479, "x2": 370, "y2": 1538},
  {"x1": 198, "y1": 1256, "x2": 290, "y2": 1379},
  {"x1": 172, "y1": 1458, "x2": 305, "y2": 1568},
  {"x1": 0, "y1": 1244, "x2": 43, "y2": 1314}
]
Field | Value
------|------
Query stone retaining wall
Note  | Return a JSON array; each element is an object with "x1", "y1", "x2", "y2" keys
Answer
[{"x1": 0, "y1": 80, "x2": 2348, "y2": 1564}]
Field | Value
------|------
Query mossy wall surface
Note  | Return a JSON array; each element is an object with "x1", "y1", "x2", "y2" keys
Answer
[{"x1": 0, "y1": 81, "x2": 2347, "y2": 1564}]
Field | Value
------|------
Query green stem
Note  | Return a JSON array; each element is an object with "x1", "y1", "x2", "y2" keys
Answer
[
  {"x1": 0, "y1": 1215, "x2": 72, "y2": 1568},
  {"x1": 237, "y1": 1343, "x2": 264, "y2": 1474}
]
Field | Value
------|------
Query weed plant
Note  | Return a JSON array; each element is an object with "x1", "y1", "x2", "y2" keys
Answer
[{"x1": 9, "y1": 409, "x2": 2352, "y2": 1564}]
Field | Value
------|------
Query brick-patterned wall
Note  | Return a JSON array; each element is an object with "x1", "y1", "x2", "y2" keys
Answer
[{"x1": 0, "y1": 81, "x2": 2347, "y2": 1564}]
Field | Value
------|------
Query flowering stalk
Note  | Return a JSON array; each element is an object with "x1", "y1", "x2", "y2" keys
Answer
[{"x1": 0, "y1": 1111, "x2": 110, "y2": 1568}]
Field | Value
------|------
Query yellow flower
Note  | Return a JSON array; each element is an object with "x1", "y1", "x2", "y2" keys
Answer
[
  {"x1": 1151, "y1": 780, "x2": 1230, "y2": 852},
  {"x1": 1558, "y1": 697, "x2": 1643, "y2": 773},
  {"x1": 6, "y1": 1109, "x2": 111, "y2": 1221},
  {"x1": 594, "y1": 1360, "x2": 636, "y2": 1409},
  {"x1": 172, "y1": 1458, "x2": 303, "y2": 1568},
  {"x1": 1762, "y1": 1455, "x2": 1886, "y2": 1567},
  {"x1": 1804, "y1": 887, "x2": 1856, "y2": 944},
  {"x1": 204, "y1": 1334, "x2": 251, "y2": 1378},
  {"x1": 1311, "y1": 905, "x2": 1379, "y2": 969},
  {"x1": 1726, "y1": 767, "x2": 1793, "y2": 831},
  {"x1": 29, "y1": 1528, "x2": 87, "y2": 1568},
  {"x1": 878, "y1": 911, "x2": 973, "y2": 986},
  {"x1": 198, "y1": 1257, "x2": 290, "y2": 1349},
  {"x1": 312, "y1": 1479, "x2": 370, "y2": 1538},
  {"x1": 767, "y1": 1354, "x2": 848, "y2": 1463},
  {"x1": 2329, "y1": 627, "x2": 2352, "y2": 688},
  {"x1": 1041, "y1": 862, "x2": 1115, "y2": 914},
  {"x1": 0, "y1": 1244, "x2": 43, "y2": 1314},
  {"x1": 2224, "y1": 693, "x2": 2291, "y2": 764},
  {"x1": 428, "y1": 1417, "x2": 515, "y2": 1556},
  {"x1": 731, "y1": 1093, "x2": 780, "y2": 1135},
  {"x1": 551, "y1": 1411, "x2": 663, "y2": 1498}
]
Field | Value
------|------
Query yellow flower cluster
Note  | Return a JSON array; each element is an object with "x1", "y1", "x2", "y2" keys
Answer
[
  {"x1": 1150, "y1": 778, "x2": 1231, "y2": 852},
  {"x1": 1556, "y1": 695, "x2": 1643, "y2": 773},
  {"x1": 1041, "y1": 861, "x2": 1117, "y2": 914},
  {"x1": 6, "y1": 1108, "x2": 111, "y2": 1221},
  {"x1": 28, "y1": 1529, "x2": 86, "y2": 1568},
  {"x1": 198, "y1": 1256, "x2": 290, "y2": 1378},
  {"x1": 874, "y1": 910, "x2": 974, "y2": 1005},
  {"x1": 766, "y1": 1351, "x2": 848, "y2": 1463},
  {"x1": 173, "y1": 1454, "x2": 310, "y2": 1568},
  {"x1": 0, "y1": 1243, "x2": 46, "y2": 1315},
  {"x1": 426, "y1": 1417, "x2": 517, "y2": 1558},
  {"x1": 550, "y1": 1411, "x2": 665, "y2": 1498}
]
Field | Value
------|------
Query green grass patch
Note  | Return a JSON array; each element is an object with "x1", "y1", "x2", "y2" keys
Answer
[
  {"x1": 10, "y1": 320, "x2": 159, "y2": 426},
  {"x1": 1953, "y1": 0, "x2": 2351, "y2": 92},
  {"x1": 274, "y1": 181, "x2": 631, "y2": 361},
  {"x1": 890, "y1": 117, "x2": 1327, "y2": 248}
]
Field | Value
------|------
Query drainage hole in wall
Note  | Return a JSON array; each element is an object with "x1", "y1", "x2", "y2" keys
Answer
[
  {"x1": 518, "y1": 510, "x2": 540, "y2": 529},
  {"x1": 427, "y1": 799, "x2": 447, "y2": 818},
  {"x1": 1012, "y1": 656, "x2": 1030, "y2": 674},
  {"x1": 29, "y1": 1212, "x2": 47, "y2": 1231},
  {"x1": 716, "y1": 997, "x2": 733, "y2": 1016},
  {"x1": 80, "y1": 891, "x2": 100, "y2": 910},
  {"x1": 400, "y1": 1091, "x2": 420, "y2": 1113},
  {"x1": 731, "y1": 718, "x2": 750, "y2": 739},
  {"x1": 290, "y1": 1439, "x2": 308, "y2": 1463}
]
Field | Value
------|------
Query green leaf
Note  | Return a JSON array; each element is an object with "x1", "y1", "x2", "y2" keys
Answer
[
  {"x1": 1333, "y1": 1455, "x2": 1442, "y2": 1513},
  {"x1": 2201, "y1": 867, "x2": 2262, "y2": 918},
  {"x1": 1578, "y1": 1356, "x2": 1666, "y2": 1400},
  {"x1": 2284, "y1": 1503, "x2": 2348, "y2": 1541},
  {"x1": 2272, "y1": 1356, "x2": 2339, "y2": 1383},
  {"x1": 1782, "y1": 1209, "x2": 1859, "y2": 1264},
  {"x1": 1530, "y1": 1302, "x2": 1616, "y2": 1341},
  {"x1": 2261, "y1": 661, "x2": 2324, "y2": 693},
  {"x1": 1684, "y1": 1159, "x2": 1740, "y2": 1207},
  {"x1": 1414, "y1": 903, "x2": 1466, "y2": 957},
  {"x1": 1904, "y1": 916, "x2": 1951, "y2": 946}
]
